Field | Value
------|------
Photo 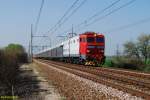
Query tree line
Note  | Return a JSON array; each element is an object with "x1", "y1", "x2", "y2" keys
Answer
[{"x1": 105, "y1": 34, "x2": 150, "y2": 72}]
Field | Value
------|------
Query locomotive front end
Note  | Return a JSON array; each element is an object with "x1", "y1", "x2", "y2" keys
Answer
[{"x1": 80, "y1": 32, "x2": 105, "y2": 66}]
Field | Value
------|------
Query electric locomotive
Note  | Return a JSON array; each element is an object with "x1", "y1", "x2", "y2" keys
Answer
[{"x1": 79, "y1": 32, "x2": 105, "y2": 66}]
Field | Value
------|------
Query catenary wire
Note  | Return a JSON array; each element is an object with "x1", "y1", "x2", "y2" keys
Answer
[
  {"x1": 50, "y1": 0, "x2": 87, "y2": 34},
  {"x1": 65, "y1": 0, "x2": 136, "y2": 33},
  {"x1": 85, "y1": 0, "x2": 136, "y2": 28},
  {"x1": 103, "y1": 17, "x2": 150, "y2": 33},
  {"x1": 46, "y1": 0, "x2": 79, "y2": 34},
  {"x1": 34, "y1": 0, "x2": 45, "y2": 34},
  {"x1": 62, "y1": 0, "x2": 121, "y2": 34}
]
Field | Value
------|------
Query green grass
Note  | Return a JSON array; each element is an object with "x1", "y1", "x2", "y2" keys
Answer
[
  {"x1": 103, "y1": 57, "x2": 113, "y2": 67},
  {"x1": 146, "y1": 59, "x2": 150, "y2": 64},
  {"x1": 103, "y1": 56, "x2": 150, "y2": 72}
]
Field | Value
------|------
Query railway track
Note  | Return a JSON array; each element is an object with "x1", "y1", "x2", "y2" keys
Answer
[{"x1": 35, "y1": 59, "x2": 150, "y2": 99}]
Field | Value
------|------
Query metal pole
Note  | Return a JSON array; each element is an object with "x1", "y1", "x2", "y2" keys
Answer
[
  {"x1": 31, "y1": 24, "x2": 33, "y2": 62},
  {"x1": 28, "y1": 42, "x2": 31, "y2": 62}
]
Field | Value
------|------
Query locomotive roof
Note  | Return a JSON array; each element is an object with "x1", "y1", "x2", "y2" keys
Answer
[{"x1": 80, "y1": 31, "x2": 104, "y2": 36}]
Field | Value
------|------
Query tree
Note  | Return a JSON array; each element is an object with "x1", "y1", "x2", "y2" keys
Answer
[
  {"x1": 124, "y1": 41, "x2": 140, "y2": 60},
  {"x1": 138, "y1": 34, "x2": 150, "y2": 63},
  {"x1": 124, "y1": 34, "x2": 150, "y2": 63},
  {"x1": 5, "y1": 44, "x2": 27, "y2": 63}
]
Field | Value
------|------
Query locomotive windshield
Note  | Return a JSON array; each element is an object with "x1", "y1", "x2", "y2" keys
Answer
[
  {"x1": 87, "y1": 37, "x2": 94, "y2": 42},
  {"x1": 96, "y1": 37, "x2": 104, "y2": 42}
]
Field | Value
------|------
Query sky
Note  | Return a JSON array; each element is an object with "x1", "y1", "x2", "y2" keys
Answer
[{"x1": 0, "y1": 0, "x2": 150, "y2": 55}]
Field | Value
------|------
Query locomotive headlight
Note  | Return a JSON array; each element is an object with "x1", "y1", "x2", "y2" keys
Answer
[{"x1": 87, "y1": 50, "x2": 90, "y2": 53}]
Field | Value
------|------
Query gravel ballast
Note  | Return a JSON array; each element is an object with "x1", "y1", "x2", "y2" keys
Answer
[{"x1": 35, "y1": 60, "x2": 144, "y2": 100}]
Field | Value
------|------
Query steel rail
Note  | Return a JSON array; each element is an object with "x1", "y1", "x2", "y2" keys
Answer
[{"x1": 41, "y1": 59, "x2": 150, "y2": 89}]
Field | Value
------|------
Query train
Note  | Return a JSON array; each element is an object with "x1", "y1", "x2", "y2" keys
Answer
[{"x1": 35, "y1": 32, "x2": 105, "y2": 66}]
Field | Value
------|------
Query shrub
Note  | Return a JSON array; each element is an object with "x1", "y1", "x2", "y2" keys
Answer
[
  {"x1": 5, "y1": 44, "x2": 28, "y2": 63},
  {"x1": 111, "y1": 56, "x2": 144, "y2": 70},
  {"x1": 143, "y1": 65, "x2": 150, "y2": 72},
  {"x1": 0, "y1": 49, "x2": 19, "y2": 88},
  {"x1": 0, "y1": 44, "x2": 28, "y2": 95}
]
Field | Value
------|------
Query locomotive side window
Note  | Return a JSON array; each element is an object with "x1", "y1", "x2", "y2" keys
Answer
[
  {"x1": 83, "y1": 38, "x2": 86, "y2": 42},
  {"x1": 87, "y1": 37, "x2": 94, "y2": 42},
  {"x1": 96, "y1": 37, "x2": 104, "y2": 42}
]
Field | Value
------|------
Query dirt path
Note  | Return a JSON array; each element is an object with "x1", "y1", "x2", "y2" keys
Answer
[{"x1": 20, "y1": 63, "x2": 62, "y2": 100}]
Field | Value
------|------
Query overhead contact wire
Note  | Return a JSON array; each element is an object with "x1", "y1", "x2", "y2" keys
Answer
[
  {"x1": 35, "y1": 0, "x2": 45, "y2": 34},
  {"x1": 47, "y1": 0, "x2": 79, "y2": 33},
  {"x1": 87, "y1": 0, "x2": 136, "y2": 27},
  {"x1": 104, "y1": 17, "x2": 150, "y2": 33},
  {"x1": 51, "y1": 0, "x2": 87, "y2": 34},
  {"x1": 63, "y1": 0, "x2": 121, "y2": 34}
]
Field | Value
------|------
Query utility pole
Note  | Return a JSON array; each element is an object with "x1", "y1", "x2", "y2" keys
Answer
[
  {"x1": 31, "y1": 24, "x2": 33, "y2": 62},
  {"x1": 28, "y1": 41, "x2": 31, "y2": 62},
  {"x1": 70, "y1": 24, "x2": 77, "y2": 37}
]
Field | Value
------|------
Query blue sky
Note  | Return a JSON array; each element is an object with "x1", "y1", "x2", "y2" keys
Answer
[{"x1": 0, "y1": 0, "x2": 150, "y2": 55}]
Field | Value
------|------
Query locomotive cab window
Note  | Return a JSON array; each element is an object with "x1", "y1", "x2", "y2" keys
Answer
[
  {"x1": 80, "y1": 38, "x2": 86, "y2": 42},
  {"x1": 87, "y1": 37, "x2": 94, "y2": 42},
  {"x1": 96, "y1": 37, "x2": 104, "y2": 42}
]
